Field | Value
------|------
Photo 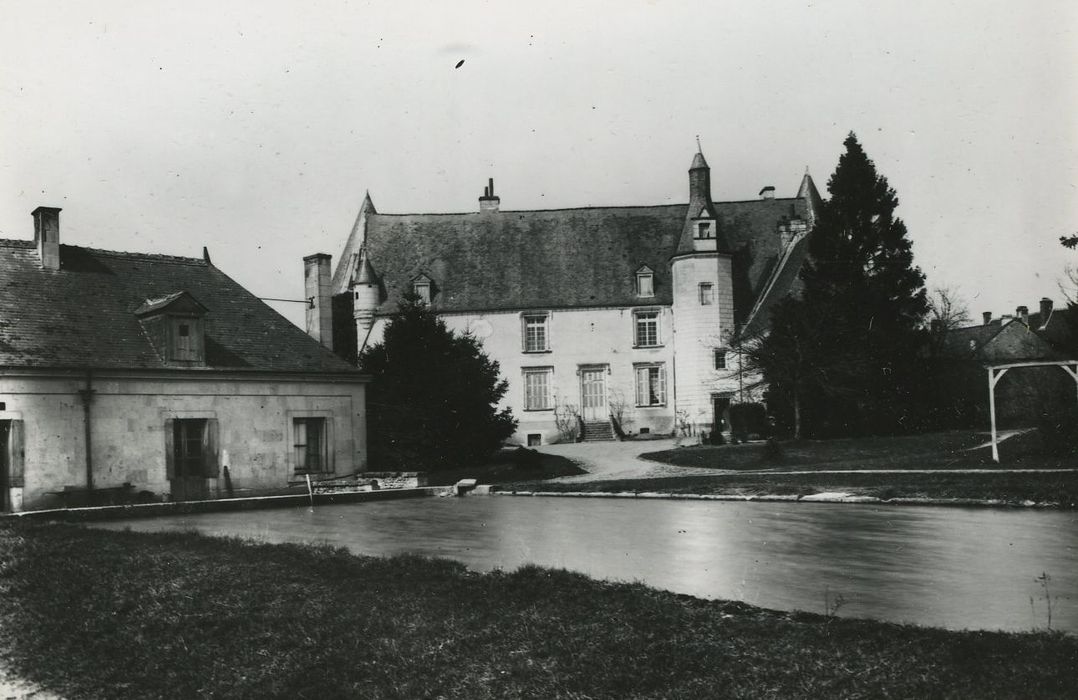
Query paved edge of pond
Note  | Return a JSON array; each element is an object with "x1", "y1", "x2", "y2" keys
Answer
[
  {"x1": 3, "y1": 486, "x2": 454, "y2": 523},
  {"x1": 486, "y1": 489, "x2": 1069, "y2": 509}
]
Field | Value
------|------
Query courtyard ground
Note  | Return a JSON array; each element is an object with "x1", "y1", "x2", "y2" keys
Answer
[{"x1": 516, "y1": 429, "x2": 1078, "y2": 506}]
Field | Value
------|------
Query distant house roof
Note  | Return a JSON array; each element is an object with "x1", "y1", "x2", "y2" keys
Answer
[
  {"x1": 348, "y1": 195, "x2": 813, "y2": 323},
  {"x1": 0, "y1": 239, "x2": 358, "y2": 373},
  {"x1": 936, "y1": 318, "x2": 1067, "y2": 363}
]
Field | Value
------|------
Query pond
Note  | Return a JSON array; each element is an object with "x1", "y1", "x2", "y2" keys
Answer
[{"x1": 94, "y1": 496, "x2": 1078, "y2": 633}]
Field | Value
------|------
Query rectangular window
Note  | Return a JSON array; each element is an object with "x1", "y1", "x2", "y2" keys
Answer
[
  {"x1": 173, "y1": 419, "x2": 208, "y2": 476},
  {"x1": 413, "y1": 282, "x2": 431, "y2": 305},
  {"x1": 635, "y1": 364, "x2": 666, "y2": 406},
  {"x1": 523, "y1": 368, "x2": 553, "y2": 411},
  {"x1": 714, "y1": 348, "x2": 728, "y2": 370},
  {"x1": 522, "y1": 314, "x2": 549, "y2": 352},
  {"x1": 696, "y1": 221, "x2": 713, "y2": 239},
  {"x1": 172, "y1": 319, "x2": 197, "y2": 361},
  {"x1": 294, "y1": 417, "x2": 328, "y2": 473},
  {"x1": 699, "y1": 283, "x2": 714, "y2": 305},
  {"x1": 637, "y1": 272, "x2": 654, "y2": 298},
  {"x1": 634, "y1": 311, "x2": 660, "y2": 347}
]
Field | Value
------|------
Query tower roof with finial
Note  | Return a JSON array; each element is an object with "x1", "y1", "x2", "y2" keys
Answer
[{"x1": 691, "y1": 136, "x2": 708, "y2": 170}]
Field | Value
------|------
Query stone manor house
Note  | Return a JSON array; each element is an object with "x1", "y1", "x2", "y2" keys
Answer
[{"x1": 305, "y1": 150, "x2": 821, "y2": 445}]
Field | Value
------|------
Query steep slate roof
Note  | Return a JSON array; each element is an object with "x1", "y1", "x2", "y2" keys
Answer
[
  {"x1": 357, "y1": 195, "x2": 811, "y2": 323},
  {"x1": 0, "y1": 239, "x2": 358, "y2": 373}
]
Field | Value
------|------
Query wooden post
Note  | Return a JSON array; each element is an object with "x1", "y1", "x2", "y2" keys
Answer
[{"x1": 988, "y1": 367, "x2": 999, "y2": 463}]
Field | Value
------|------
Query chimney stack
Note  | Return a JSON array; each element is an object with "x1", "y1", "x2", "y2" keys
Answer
[
  {"x1": 303, "y1": 253, "x2": 334, "y2": 350},
  {"x1": 1040, "y1": 297, "x2": 1053, "y2": 323},
  {"x1": 32, "y1": 206, "x2": 61, "y2": 271},
  {"x1": 982, "y1": 311, "x2": 992, "y2": 326},
  {"x1": 759, "y1": 186, "x2": 776, "y2": 200},
  {"x1": 479, "y1": 177, "x2": 500, "y2": 213},
  {"x1": 1016, "y1": 305, "x2": 1029, "y2": 324}
]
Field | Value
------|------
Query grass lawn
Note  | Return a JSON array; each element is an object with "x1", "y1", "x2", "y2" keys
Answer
[
  {"x1": 0, "y1": 523, "x2": 1074, "y2": 699},
  {"x1": 499, "y1": 471, "x2": 1078, "y2": 506},
  {"x1": 641, "y1": 429, "x2": 1075, "y2": 472}
]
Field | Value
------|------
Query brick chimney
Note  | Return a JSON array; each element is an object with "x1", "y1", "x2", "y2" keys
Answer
[
  {"x1": 982, "y1": 311, "x2": 992, "y2": 326},
  {"x1": 32, "y1": 206, "x2": 61, "y2": 271},
  {"x1": 1016, "y1": 305, "x2": 1029, "y2": 324},
  {"x1": 759, "y1": 186, "x2": 775, "y2": 200},
  {"x1": 1040, "y1": 297, "x2": 1053, "y2": 323},
  {"x1": 479, "y1": 178, "x2": 500, "y2": 213},
  {"x1": 303, "y1": 253, "x2": 333, "y2": 350}
]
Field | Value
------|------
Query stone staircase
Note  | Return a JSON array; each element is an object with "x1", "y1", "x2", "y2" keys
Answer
[{"x1": 581, "y1": 420, "x2": 616, "y2": 442}]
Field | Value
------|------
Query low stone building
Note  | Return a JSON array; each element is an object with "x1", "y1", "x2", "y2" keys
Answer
[{"x1": 0, "y1": 207, "x2": 368, "y2": 512}]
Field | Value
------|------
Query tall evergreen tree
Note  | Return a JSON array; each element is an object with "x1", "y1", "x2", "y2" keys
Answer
[
  {"x1": 758, "y1": 133, "x2": 928, "y2": 436},
  {"x1": 358, "y1": 295, "x2": 517, "y2": 470}
]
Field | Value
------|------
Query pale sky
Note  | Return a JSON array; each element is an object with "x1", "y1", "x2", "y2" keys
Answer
[{"x1": 2, "y1": 1, "x2": 1075, "y2": 329}]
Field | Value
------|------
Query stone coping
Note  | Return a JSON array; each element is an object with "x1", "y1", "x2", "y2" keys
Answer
[{"x1": 5, "y1": 486, "x2": 452, "y2": 522}]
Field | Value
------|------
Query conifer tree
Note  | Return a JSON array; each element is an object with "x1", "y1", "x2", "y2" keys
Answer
[
  {"x1": 759, "y1": 133, "x2": 928, "y2": 436},
  {"x1": 358, "y1": 294, "x2": 518, "y2": 470}
]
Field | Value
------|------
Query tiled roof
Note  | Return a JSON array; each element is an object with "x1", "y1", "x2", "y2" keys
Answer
[
  {"x1": 0, "y1": 239, "x2": 358, "y2": 373},
  {"x1": 358, "y1": 196, "x2": 811, "y2": 321},
  {"x1": 936, "y1": 319, "x2": 1066, "y2": 362}
]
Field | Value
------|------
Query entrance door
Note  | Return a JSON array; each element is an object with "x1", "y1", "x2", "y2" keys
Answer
[
  {"x1": 580, "y1": 368, "x2": 607, "y2": 422},
  {"x1": 171, "y1": 419, "x2": 211, "y2": 501},
  {"x1": 712, "y1": 396, "x2": 731, "y2": 436},
  {"x1": 0, "y1": 421, "x2": 9, "y2": 512}
]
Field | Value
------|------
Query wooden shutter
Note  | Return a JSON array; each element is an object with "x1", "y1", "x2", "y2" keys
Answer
[
  {"x1": 202, "y1": 419, "x2": 220, "y2": 478},
  {"x1": 7, "y1": 420, "x2": 24, "y2": 488},
  {"x1": 164, "y1": 418, "x2": 175, "y2": 479}
]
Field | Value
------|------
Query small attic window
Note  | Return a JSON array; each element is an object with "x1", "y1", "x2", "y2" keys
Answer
[
  {"x1": 413, "y1": 280, "x2": 431, "y2": 305},
  {"x1": 696, "y1": 221, "x2": 714, "y2": 239},
  {"x1": 636, "y1": 267, "x2": 654, "y2": 298},
  {"x1": 134, "y1": 291, "x2": 208, "y2": 367}
]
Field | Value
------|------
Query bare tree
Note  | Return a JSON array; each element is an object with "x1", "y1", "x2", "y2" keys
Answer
[{"x1": 926, "y1": 285, "x2": 972, "y2": 332}]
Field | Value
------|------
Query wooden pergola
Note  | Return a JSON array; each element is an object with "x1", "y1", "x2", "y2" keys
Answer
[{"x1": 986, "y1": 360, "x2": 1078, "y2": 462}]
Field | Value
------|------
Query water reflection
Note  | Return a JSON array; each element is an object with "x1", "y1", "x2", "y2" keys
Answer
[{"x1": 93, "y1": 498, "x2": 1078, "y2": 633}]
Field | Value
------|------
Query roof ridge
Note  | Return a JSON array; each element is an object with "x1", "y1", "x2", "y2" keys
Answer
[
  {"x1": 369, "y1": 198, "x2": 803, "y2": 217},
  {"x1": 59, "y1": 243, "x2": 207, "y2": 266}
]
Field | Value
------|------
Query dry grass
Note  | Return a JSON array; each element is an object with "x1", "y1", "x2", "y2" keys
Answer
[{"x1": 0, "y1": 522, "x2": 1074, "y2": 699}]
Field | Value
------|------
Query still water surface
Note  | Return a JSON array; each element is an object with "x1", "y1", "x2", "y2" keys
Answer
[{"x1": 95, "y1": 497, "x2": 1077, "y2": 633}]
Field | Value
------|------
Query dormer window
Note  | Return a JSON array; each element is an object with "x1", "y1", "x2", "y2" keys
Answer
[
  {"x1": 135, "y1": 291, "x2": 208, "y2": 367},
  {"x1": 695, "y1": 220, "x2": 715, "y2": 239},
  {"x1": 412, "y1": 274, "x2": 433, "y2": 305},
  {"x1": 636, "y1": 266, "x2": 655, "y2": 298}
]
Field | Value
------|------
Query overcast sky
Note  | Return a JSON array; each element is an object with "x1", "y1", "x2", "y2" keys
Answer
[{"x1": 2, "y1": 1, "x2": 1075, "y2": 328}]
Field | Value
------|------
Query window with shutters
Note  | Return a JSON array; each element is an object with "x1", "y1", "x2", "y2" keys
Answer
[
  {"x1": 293, "y1": 417, "x2": 329, "y2": 473},
  {"x1": 522, "y1": 367, "x2": 553, "y2": 411},
  {"x1": 634, "y1": 364, "x2": 666, "y2": 406}
]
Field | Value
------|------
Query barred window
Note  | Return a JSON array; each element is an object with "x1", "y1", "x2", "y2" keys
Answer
[
  {"x1": 523, "y1": 368, "x2": 553, "y2": 411},
  {"x1": 635, "y1": 364, "x2": 666, "y2": 406}
]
